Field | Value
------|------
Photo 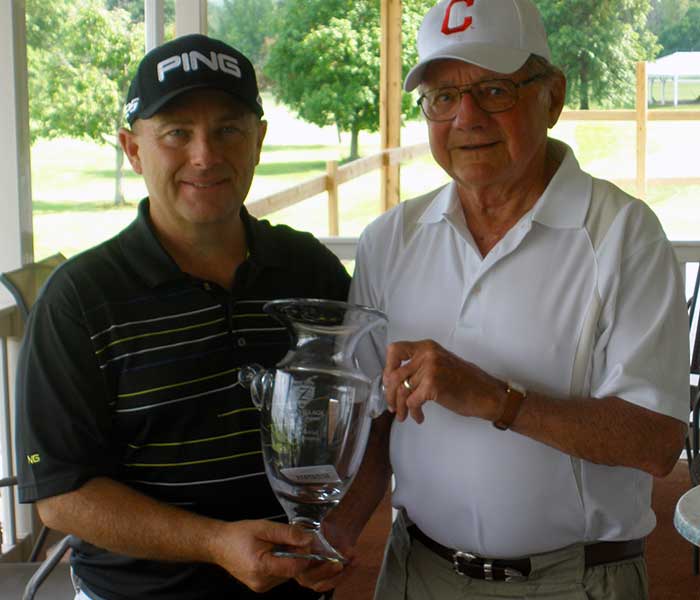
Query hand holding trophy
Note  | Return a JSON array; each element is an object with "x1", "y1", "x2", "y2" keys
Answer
[{"x1": 238, "y1": 299, "x2": 387, "y2": 563}]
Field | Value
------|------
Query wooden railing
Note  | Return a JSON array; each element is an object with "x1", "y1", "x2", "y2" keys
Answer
[
  {"x1": 246, "y1": 63, "x2": 699, "y2": 232},
  {"x1": 246, "y1": 142, "x2": 430, "y2": 235}
]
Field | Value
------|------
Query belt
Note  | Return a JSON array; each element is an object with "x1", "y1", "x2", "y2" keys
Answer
[{"x1": 407, "y1": 525, "x2": 645, "y2": 582}]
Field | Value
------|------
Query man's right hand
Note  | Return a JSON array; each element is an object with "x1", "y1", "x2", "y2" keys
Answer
[
  {"x1": 208, "y1": 519, "x2": 316, "y2": 593},
  {"x1": 37, "y1": 479, "x2": 319, "y2": 594}
]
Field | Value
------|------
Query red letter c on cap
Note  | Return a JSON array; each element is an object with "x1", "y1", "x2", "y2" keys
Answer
[{"x1": 442, "y1": 0, "x2": 475, "y2": 35}]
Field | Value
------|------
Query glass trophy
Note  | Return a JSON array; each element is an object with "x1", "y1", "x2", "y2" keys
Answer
[{"x1": 239, "y1": 298, "x2": 387, "y2": 563}]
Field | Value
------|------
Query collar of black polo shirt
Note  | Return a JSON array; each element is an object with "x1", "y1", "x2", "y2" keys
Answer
[{"x1": 120, "y1": 199, "x2": 288, "y2": 289}]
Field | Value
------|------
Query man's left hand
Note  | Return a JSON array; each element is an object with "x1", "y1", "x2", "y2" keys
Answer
[
  {"x1": 294, "y1": 521, "x2": 357, "y2": 593},
  {"x1": 383, "y1": 339, "x2": 504, "y2": 424}
]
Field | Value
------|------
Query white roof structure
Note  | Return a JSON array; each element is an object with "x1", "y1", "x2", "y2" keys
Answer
[
  {"x1": 648, "y1": 52, "x2": 700, "y2": 78},
  {"x1": 647, "y1": 52, "x2": 700, "y2": 106}
]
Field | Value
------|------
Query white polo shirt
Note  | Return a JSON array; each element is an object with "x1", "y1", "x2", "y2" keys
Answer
[{"x1": 349, "y1": 141, "x2": 688, "y2": 557}]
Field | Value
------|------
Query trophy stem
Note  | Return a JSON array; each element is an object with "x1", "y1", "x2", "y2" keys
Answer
[{"x1": 273, "y1": 518, "x2": 347, "y2": 564}]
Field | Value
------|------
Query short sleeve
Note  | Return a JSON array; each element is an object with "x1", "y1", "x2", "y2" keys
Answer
[
  {"x1": 592, "y1": 212, "x2": 689, "y2": 423},
  {"x1": 16, "y1": 270, "x2": 118, "y2": 502}
]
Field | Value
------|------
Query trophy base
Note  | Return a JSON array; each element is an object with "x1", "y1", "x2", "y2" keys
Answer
[{"x1": 272, "y1": 547, "x2": 347, "y2": 564}]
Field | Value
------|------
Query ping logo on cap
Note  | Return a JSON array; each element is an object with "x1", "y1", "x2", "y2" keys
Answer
[
  {"x1": 442, "y1": 0, "x2": 475, "y2": 35},
  {"x1": 156, "y1": 50, "x2": 242, "y2": 82},
  {"x1": 124, "y1": 97, "x2": 140, "y2": 119}
]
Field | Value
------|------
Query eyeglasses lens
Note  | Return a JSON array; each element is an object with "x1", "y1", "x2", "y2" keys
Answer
[{"x1": 421, "y1": 80, "x2": 518, "y2": 120}]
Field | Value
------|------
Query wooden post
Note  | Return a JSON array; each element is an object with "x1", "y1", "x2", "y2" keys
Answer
[
  {"x1": 0, "y1": 0, "x2": 33, "y2": 273},
  {"x1": 636, "y1": 61, "x2": 648, "y2": 200},
  {"x1": 145, "y1": 0, "x2": 165, "y2": 51},
  {"x1": 380, "y1": 0, "x2": 402, "y2": 212},
  {"x1": 326, "y1": 160, "x2": 339, "y2": 236},
  {"x1": 175, "y1": 0, "x2": 207, "y2": 36}
]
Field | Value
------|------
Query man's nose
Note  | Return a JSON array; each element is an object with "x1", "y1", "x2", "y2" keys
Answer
[
  {"x1": 453, "y1": 90, "x2": 489, "y2": 128},
  {"x1": 189, "y1": 133, "x2": 222, "y2": 168}
]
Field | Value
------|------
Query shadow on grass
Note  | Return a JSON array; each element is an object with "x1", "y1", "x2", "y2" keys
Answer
[
  {"x1": 33, "y1": 200, "x2": 139, "y2": 213},
  {"x1": 256, "y1": 160, "x2": 326, "y2": 176}
]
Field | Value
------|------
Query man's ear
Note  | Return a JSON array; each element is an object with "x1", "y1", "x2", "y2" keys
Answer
[
  {"x1": 119, "y1": 126, "x2": 143, "y2": 175},
  {"x1": 254, "y1": 119, "x2": 268, "y2": 166},
  {"x1": 547, "y1": 71, "x2": 567, "y2": 129}
]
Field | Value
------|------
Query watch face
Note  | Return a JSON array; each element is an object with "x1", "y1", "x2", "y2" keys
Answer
[{"x1": 507, "y1": 381, "x2": 527, "y2": 396}]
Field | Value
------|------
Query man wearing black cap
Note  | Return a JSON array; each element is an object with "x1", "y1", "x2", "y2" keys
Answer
[{"x1": 15, "y1": 34, "x2": 348, "y2": 599}]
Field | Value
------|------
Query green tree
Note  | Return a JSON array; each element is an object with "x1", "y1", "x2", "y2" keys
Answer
[
  {"x1": 208, "y1": 0, "x2": 279, "y2": 73},
  {"x1": 105, "y1": 0, "x2": 175, "y2": 23},
  {"x1": 536, "y1": 0, "x2": 660, "y2": 109},
  {"x1": 647, "y1": 0, "x2": 690, "y2": 35},
  {"x1": 657, "y1": 3, "x2": 700, "y2": 55},
  {"x1": 26, "y1": 0, "x2": 143, "y2": 205},
  {"x1": 265, "y1": 0, "x2": 432, "y2": 160}
]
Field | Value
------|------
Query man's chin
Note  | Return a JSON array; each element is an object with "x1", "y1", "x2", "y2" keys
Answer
[{"x1": 175, "y1": 199, "x2": 243, "y2": 226}]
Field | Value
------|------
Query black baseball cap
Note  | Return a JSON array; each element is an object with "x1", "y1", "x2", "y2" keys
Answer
[{"x1": 124, "y1": 34, "x2": 264, "y2": 125}]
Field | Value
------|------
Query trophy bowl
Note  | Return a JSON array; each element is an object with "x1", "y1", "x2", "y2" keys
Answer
[{"x1": 239, "y1": 298, "x2": 387, "y2": 563}]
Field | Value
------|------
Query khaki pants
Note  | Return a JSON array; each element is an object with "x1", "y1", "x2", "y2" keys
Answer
[{"x1": 374, "y1": 512, "x2": 648, "y2": 600}]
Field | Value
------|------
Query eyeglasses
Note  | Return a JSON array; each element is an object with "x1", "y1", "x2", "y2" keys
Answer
[{"x1": 417, "y1": 73, "x2": 548, "y2": 121}]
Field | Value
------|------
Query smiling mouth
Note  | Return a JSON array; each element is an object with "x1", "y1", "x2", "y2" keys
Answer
[
  {"x1": 182, "y1": 180, "x2": 227, "y2": 189},
  {"x1": 457, "y1": 141, "x2": 499, "y2": 151}
]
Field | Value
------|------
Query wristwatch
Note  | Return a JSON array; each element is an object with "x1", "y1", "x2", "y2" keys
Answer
[{"x1": 493, "y1": 381, "x2": 527, "y2": 431}]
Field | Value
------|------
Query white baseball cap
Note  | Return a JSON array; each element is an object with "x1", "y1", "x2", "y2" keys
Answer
[{"x1": 404, "y1": 0, "x2": 552, "y2": 91}]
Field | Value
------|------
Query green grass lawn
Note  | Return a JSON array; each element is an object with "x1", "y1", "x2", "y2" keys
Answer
[{"x1": 30, "y1": 96, "x2": 700, "y2": 259}]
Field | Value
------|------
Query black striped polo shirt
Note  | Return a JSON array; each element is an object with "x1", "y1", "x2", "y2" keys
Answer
[{"x1": 16, "y1": 199, "x2": 350, "y2": 599}]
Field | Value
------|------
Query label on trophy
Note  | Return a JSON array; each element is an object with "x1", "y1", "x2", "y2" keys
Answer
[{"x1": 281, "y1": 465, "x2": 342, "y2": 484}]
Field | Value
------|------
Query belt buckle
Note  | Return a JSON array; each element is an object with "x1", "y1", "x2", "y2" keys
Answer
[
  {"x1": 452, "y1": 551, "x2": 527, "y2": 582},
  {"x1": 452, "y1": 550, "x2": 479, "y2": 578}
]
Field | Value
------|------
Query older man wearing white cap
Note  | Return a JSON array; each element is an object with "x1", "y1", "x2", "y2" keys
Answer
[{"x1": 298, "y1": 1, "x2": 689, "y2": 598}]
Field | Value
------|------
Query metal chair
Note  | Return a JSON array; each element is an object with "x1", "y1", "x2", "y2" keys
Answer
[
  {"x1": 685, "y1": 264, "x2": 700, "y2": 574},
  {"x1": 686, "y1": 266, "x2": 700, "y2": 472},
  {"x1": 0, "y1": 476, "x2": 76, "y2": 600},
  {"x1": 0, "y1": 253, "x2": 66, "y2": 323},
  {"x1": 0, "y1": 253, "x2": 75, "y2": 599}
]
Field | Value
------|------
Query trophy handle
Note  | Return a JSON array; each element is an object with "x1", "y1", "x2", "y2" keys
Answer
[
  {"x1": 238, "y1": 364, "x2": 274, "y2": 411},
  {"x1": 369, "y1": 375, "x2": 387, "y2": 418}
]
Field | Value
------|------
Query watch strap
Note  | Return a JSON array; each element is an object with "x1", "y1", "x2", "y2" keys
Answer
[{"x1": 493, "y1": 381, "x2": 526, "y2": 431}]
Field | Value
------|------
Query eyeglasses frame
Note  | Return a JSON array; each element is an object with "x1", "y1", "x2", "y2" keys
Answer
[{"x1": 416, "y1": 72, "x2": 549, "y2": 121}]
